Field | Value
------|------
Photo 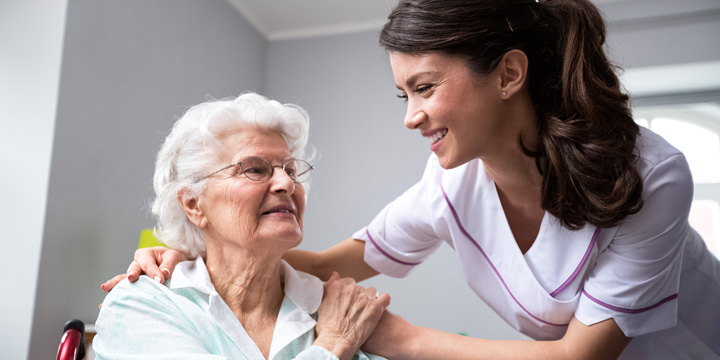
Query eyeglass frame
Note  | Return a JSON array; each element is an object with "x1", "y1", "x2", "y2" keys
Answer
[{"x1": 196, "y1": 156, "x2": 314, "y2": 184}]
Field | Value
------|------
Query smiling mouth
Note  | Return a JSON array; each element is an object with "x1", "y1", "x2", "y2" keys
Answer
[
  {"x1": 263, "y1": 210, "x2": 293, "y2": 215},
  {"x1": 261, "y1": 202, "x2": 296, "y2": 215},
  {"x1": 426, "y1": 129, "x2": 448, "y2": 144},
  {"x1": 262, "y1": 209, "x2": 294, "y2": 215}
]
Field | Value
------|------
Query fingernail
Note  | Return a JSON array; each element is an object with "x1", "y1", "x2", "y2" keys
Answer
[
  {"x1": 99, "y1": 304, "x2": 103, "y2": 310},
  {"x1": 161, "y1": 268, "x2": 170, "y2": 276},
  {"x1": 100, "y1": 283, "x2": 105, "y2": 291},
  {"x1": 154, "y1": 275, "x2": 162, "y2": 283}
]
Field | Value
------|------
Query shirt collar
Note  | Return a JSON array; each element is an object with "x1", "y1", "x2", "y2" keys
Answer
[
  {"x1": 169, "y1": 257, "x2": 323, "y2": 314},
  {"x1": 279, "y1": 260, "x2": 323, "y2": 314},
  {"x1": 167, "y1": 256, "x2": 215, "y2": 294}
]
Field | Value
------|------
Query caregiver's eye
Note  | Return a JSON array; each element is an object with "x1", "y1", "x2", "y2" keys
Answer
[
  {"x1": 396, "y1": 93, "x2": 408, "y2": 103},
  {"x1": 415, "y1": 84, "x2": 433, "y2": 94}
]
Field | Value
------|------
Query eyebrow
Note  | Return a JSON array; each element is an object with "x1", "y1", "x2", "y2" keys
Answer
[{"x1": 396, "y1": 71, "x2": 441, "y2": 91}]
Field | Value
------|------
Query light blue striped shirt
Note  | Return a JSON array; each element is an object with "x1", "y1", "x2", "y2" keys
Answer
[{"x1": 94, "y1": 258, "x2": 384, "y2": 360}]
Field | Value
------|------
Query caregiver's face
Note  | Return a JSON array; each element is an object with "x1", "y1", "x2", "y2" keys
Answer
[
  {"x1": 199, "y1": 128, "x2": 305, "y2": 252},
  {"x1": 390, "y1": 51, "x2": 506, "y2": 169}
]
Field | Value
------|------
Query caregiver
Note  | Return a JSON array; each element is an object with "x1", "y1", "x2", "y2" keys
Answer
[{"x1": 104, "y1": 0, "x2": 720, "y2": 359}]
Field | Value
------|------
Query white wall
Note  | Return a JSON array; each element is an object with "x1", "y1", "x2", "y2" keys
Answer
[
  {"x1": 24, "y1": 0, "x2": 268, "y2": 358},
  {"x1": 0, "y1": 1, "x2": 68, "y2": 359}
]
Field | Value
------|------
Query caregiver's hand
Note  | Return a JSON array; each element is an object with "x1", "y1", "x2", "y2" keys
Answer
[
  {"x1": 100, "y1": 246, "x2": 187, "y2": 292},
  {"x1": 314, "y1": 272, "x2": 391, "y2": 360}
]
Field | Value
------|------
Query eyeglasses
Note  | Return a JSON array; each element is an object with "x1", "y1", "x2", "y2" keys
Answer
[{"x1": 199, "y1": 156, "x2": 314, "y2": 183}]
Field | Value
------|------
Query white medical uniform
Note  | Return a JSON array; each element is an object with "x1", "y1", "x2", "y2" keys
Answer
[{"x1": 353, "y1": 127, "x2": 720, "y2": 359}]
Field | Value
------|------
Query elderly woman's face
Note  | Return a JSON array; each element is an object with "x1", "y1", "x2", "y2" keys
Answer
[{"x1": 197, "y1": 128, "x2": 306, "y2": 253}]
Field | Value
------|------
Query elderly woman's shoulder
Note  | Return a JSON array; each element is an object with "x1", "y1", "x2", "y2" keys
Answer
[{"x1": 102, "y1": 275, "x2": 174, "y2": 303}]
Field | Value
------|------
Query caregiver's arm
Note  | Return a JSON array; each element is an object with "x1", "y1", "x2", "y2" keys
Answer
[
  {"x1": 363, "y1": 313, "x2": 630, "y2": 360},
  {"x1": 284, "y1": 238, "x2": 379, "y2": 281},
  {"x1": 102, "y1": 238, "x2": 378, "y2": 292}
]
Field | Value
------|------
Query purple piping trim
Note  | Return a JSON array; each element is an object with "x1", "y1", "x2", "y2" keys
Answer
[
  {"x1": 583, "y1": 290, "x2": 678, "y2": 314},
  {"x1": 440, "y1": 183, "x2": 568, "y2": 327},
  {"x1": 365, "y1": 229, "x2": 422, "y2": 266},
  {"x1": 549, "y1": 227, "x2": 601, "y2": 297}
]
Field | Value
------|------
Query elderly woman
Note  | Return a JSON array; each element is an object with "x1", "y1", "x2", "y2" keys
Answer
[{"x1": 93, "y1": 93, "x2": 390, "y2": 360}]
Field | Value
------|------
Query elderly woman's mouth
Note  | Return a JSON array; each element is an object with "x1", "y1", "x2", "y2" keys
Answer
[{"x1": 261, "y1": 206, "x2": 295, "y2": 215}]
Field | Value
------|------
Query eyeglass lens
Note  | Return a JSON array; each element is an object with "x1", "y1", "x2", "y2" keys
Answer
[{"x1": 238, "y1": 157, "x2": 312, "y2": 182}]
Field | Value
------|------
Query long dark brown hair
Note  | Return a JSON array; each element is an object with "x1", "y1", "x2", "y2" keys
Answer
[{"x1": 380, "y1": 0, "x2": 643, "y2": 230}]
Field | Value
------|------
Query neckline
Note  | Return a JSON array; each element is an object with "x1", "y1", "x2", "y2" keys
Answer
[
  {"x1": 438, "y1": 161, "x2": 599, "y2": 328},
  {"x1": 486, "y1": 171, "x2": 546, "y2": 256}
]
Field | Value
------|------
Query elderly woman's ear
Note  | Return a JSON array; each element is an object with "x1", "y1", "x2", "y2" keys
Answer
[{"x1": 178, "y1": 189, "x2": 207, "y2": 228}]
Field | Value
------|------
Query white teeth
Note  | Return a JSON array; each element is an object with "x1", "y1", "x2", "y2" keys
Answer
[{"x1": 428, "y1": 129, "x2": 448, "y2": 143}]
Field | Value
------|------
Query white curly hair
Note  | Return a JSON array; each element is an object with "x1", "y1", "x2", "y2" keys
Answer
[{"x1": 150, "y1": 92, "x2": 312, "y2": 258}]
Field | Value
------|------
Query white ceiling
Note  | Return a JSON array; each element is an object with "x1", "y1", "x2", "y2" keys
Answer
[
  {"x1": 225, "y1": 0, "x2": 630, "y2": 41},
  {"x1": 225, "y1": 0, "x2": 398, "y2": 41}
]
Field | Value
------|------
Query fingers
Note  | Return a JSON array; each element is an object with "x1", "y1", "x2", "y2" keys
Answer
[
  {"x1": 126, "y1": 259, "x2": 143, "y2": 283},
  {"x1": 157, "y1": 248, "x2": 185, "y2": 280},
  {"x1": 376, "y1": 292, "x2": 391, "y2": 309},
  {"x1": 365, "y1": 287, "x2": 377, "y2": 300},
  {"x1": 323, "y1": 272, "x2": 354, "y2": 297},
  {"x1": 133, "y1": 247, "x2": 168, "y2": 283},
  {"x1": 322, "y1": 278, "x2": 390, "y2": 325},
  {"x1": 364, "y1": 286, "x2": 390, "y2": 305},
  {"x1": 323, "y1": 276, "x2": 390, "y2": 310},
  {"x1": 103, "y1": 246, "x2": 185, "y2": 292},
  {"x1": 101, "y1": 273, "x2": 128, "y2": 292},
  {"x1": 357, "y1": 287, "x2": 390, "y2": 317}
]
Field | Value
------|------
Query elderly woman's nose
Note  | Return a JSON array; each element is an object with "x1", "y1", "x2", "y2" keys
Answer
[{"x1": 269, "y1": 168, "x2": 295, "y2": 193}]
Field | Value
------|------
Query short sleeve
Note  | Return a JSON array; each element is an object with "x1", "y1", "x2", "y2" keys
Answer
[
  {"x1": 94, "y1": 277, "x2": 234, "y2": 360},
  {"x1": 353, "y1": 155, "x2": 445, "y2": 278},
  {"x1": 576, "y1": 153, "x2": 694, "y2": 337}
]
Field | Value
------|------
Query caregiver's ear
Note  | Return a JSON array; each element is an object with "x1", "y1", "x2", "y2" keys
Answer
[{"x1": 497, "y1": 49, "x2": 529, "y2": 98}]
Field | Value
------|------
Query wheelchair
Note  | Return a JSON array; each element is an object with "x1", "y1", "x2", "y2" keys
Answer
[{"x1": 56, "y1": 319, "x2": 86, "y2": 360}]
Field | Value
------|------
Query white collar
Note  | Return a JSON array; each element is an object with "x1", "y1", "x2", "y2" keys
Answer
[
  {"x1": 169, "y1": 257, "x2": 323, "y2": 315},
  {"x1": 168, "y1": 257, "x2": 324, "y2": 359}
]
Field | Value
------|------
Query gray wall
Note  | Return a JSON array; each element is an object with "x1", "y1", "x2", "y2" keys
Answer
[
  {"x1": 602, "y1": 0, "x2": 720, "y2": 69},
  {"x1": 3, "y1": 0, "x2": 718, "y2": 358},
  {"x1": 26, "y1": 0, "x2": 267, "y2": 359}
]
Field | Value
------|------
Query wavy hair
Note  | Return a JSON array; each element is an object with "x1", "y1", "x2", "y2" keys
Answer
[
  {"x1": 151, "y1": 93, "x2": 313, "y2": 258},
  {"x1": 379, "y1": 0, "x2": 643, "y2": 230}
]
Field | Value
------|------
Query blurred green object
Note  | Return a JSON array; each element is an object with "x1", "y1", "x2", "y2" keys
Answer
[{"x1": 137, "y1": 228, "x2": 167, "y2": 248}]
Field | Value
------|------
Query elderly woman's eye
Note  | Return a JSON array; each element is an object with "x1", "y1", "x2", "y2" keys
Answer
[{"x1": 244, "y1": 166, "x2": 266, "y2": 175}]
